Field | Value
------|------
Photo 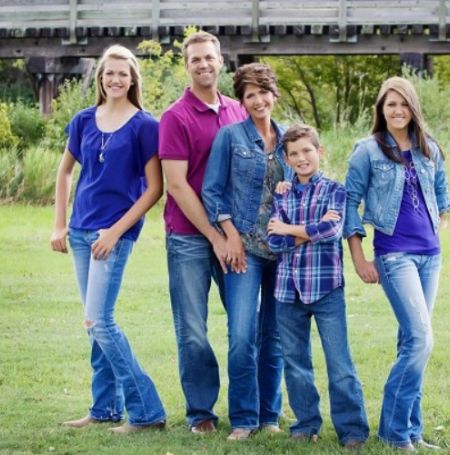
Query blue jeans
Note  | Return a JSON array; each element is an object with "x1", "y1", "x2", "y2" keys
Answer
[
  {"x1": 225, "y1": 252, "x2": 283, "y2": 429},
  {"x1": 69, "y1": 229, "x2": 166, "y2": 426},
  {"x1": 166, "y1": 234, "x2": 224, "y2": 427},
  {"x1": 276, "y1": 287, "x2": 369, "y2": 443},
  {"x1": 375, "y1": 253, "x2": 441, "y2": 447}
]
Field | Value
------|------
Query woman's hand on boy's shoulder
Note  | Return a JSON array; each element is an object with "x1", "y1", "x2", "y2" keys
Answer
[{"x1": 275, "y1": 181, "x2": 292, "y2": 195}]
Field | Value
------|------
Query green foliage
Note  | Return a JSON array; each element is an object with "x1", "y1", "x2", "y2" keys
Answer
[
  {"x1": 265, "y1": 55, "x2": 400, "y2": 130},
  {"x1": 139, "y1": 40, "x2": 188, "y2": 118},
  {"x1": 43, "y1": 78, "x2": 95, "y2": 153},
  {"x1": 7, "y1": 101, "x2": 46, "y2": 153},
  {"x1": 0, "y1": 59, "x2": 35, "y2": 103},
  {"x1": 0, "y1": 103, "x2": 19, "y2": 151},
  {"x1": 0, "y1": 147, "x2": 22, "y2": 202}
]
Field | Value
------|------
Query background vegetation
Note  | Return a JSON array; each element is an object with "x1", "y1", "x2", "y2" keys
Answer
[{"x1": 1, "y1": 45, "x2": 450, "y2": 204}]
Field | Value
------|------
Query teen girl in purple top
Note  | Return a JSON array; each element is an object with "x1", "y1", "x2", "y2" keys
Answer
[
  {"x1": 51, "y1": 45, "x2": 166, "y2": 433},
  {"x1": 344, "y1": 76, "x2": 449, "y2": 452}
]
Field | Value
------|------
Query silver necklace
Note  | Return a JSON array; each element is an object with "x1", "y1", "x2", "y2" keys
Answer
[{"x1": 99, "y1": 132, "x2": 114, "y2": 163}]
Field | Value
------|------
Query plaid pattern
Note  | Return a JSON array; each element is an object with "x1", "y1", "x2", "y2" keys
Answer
[{"x1": 267, "y1": 172, "x2": 346, "y2": 304}]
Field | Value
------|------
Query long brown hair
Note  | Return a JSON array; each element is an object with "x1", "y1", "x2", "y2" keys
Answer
[
  {"x1": 372, "y1": 76, "x2": 432, "y2": 162},
  {"x1": 95, "y1": 45, "x2": 143, "y2": 110}
]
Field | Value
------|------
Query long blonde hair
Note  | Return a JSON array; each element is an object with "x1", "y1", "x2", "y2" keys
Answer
[
  {"x1": 95, "y1": 45, "x2": 143, "y2": 110},
  {"x1": 372, "y1": 76, "x2": 432, "y2": 161}
]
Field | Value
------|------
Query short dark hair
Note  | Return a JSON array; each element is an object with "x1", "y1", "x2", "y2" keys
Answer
[
  {"x1": 233, "y1": 63, "x2": 280, "y2": 102},
  {"x1": 282, "y1": 124, "x2": 320, "y2": 153}
]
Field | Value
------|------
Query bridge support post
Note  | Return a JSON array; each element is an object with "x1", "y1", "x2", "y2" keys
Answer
[
  {"x1": 400, "y1": 53, "x2": 432, "y2": 75},
  {"x1": 26, "y1": 57, "x2": 94, "y2": 115}
]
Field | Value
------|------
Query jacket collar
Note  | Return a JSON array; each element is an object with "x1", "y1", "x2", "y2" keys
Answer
[{"x1": 242, "y1": 116, "x2": 283, "y2": 147}]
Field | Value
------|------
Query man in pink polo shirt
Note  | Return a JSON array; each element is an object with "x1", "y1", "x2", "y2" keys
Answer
[{"x1": 159, "y1": 31, "x2": 246, "y2": 434}]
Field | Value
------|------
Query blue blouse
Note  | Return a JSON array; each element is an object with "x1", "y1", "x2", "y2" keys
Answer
[{"x1": 66, "y1": 106, "x2": 158, "y2": 241}]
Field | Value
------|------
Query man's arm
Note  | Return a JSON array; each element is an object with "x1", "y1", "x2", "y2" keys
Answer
[{"x1": 162, "y1": 159, "x2": 227, "y2": 272}]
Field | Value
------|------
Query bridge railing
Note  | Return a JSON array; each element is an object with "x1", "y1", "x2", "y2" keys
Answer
[{"x1": 1, "y1": 0, "x2": 448, "y2": 38}]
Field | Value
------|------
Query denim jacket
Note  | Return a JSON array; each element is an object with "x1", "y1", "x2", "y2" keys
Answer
[
  {"x1": 202, "y1": 116, "x2": 293, "y2": 233},
  {"x1": 344, "y1": 133, "x2": 450, "y2": 238}
]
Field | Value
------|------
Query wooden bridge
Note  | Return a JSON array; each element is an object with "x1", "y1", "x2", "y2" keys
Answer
[{"x1": 1, "y1": 0, "x2": 449, "y2": 113}]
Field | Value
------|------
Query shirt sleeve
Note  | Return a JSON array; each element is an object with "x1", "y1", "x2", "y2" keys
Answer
[
  {"x1": 343, "y1": 142, "x2": 370, "y2": 239},
  {"x1": 137, "y1": 113, "x2": 159, "y2": 176},
  {"x1": 267, "y1": 193, "x2": 297, "y2": 253},
  {"x1": 202, "y1": 127, "x2": 233, "y2": 224},
  {"x1": 305, "y1": 183, "x2": 346, "y2": 244},
  {"x1": 158, "y1": 110, "x2": 190, "y2": 160},
  {"x1": 65, "y1": 112, "x2": 83, "y2": 162}
]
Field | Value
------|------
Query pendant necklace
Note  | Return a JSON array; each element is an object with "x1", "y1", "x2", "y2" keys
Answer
[{"x1": 99, "y1": 132, "x2": 113, "y2": 163}]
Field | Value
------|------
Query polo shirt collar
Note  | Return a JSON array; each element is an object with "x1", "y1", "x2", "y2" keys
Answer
[{"x1": 183, "y1": 87, "x2": 228, "y2": 113}]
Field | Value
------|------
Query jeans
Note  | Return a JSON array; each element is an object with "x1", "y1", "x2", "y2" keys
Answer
[
  {"x1": 225, "y1": 252, "x2": 283, "y2": 429},
  {"x1": 276, "y1": 287, "x2": 369, "y2": 443},
  {"x1": 69, "y1": 229, "x2": 166, "y2": 426},
  {"x1": 166, "y1": 234, "x2": 224, "y2": 427},
  {"x1": 375, "y1": 253, "x2": 441, "y2": 447}
]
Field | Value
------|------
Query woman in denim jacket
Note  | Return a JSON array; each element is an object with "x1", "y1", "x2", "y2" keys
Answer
[
  {"x1": 344, "y1": 76, "x2": 449, "y2": 452},
  {"x1": 202, "y1": 63, "x2": 292, "y2": 440}
]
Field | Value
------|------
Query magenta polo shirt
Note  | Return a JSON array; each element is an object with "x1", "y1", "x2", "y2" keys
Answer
[{"x1": 159, "y1": 88, "x2": 246, "y2": 235}]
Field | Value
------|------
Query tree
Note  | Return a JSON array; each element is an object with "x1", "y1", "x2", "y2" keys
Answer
[{"x1": 263, "y1": 55, "x2": 401, "y2": 130}]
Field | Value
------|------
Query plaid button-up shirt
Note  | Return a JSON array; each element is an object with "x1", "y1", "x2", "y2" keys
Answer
[{"x1": 267, "y1": 172, "x2": 346, "y2": 304}]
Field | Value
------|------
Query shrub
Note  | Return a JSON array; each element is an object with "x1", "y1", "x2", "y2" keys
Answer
[
  {"x1": 8, "y1": 101, "x2": 46, "y2": 154},
  {"x1": 0, "y1": 103, "x2": 19, "y2": 151},
  {"x1": 0, "y1": 147, "x2": 22, "y2": 202}
]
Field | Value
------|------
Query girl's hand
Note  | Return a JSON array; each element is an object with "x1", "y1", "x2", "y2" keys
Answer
[
  {"x1": 91, "y1": 228, "x2": 120, "y2": 260},
  {"x1": 267, "y1": 218, "x2": 290, "y2": 236},
  {"x1": 321, "y1": 210, "x2": 341, "y2": 222},
  {"x1": 225, "y1": 234, "x2": 247, "y2": 273},
  {"x1": 51, "y1": 226, "x2": 69, "y2": 253},
  {"x1": 354, "y1": 258, "x2": 379, "y2": 284},
  {"x1": 275, "y1": 181, "x2": 292, "y2": 194}
]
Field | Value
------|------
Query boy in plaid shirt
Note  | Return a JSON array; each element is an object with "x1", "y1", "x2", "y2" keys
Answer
[{"x1": 267, "y1": 124, "x2": 369, "y2": 451}]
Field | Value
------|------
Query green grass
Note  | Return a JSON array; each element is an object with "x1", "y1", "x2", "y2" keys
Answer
[{"x1": 0, "y1": 205, "x2": 449, "y2": 455}]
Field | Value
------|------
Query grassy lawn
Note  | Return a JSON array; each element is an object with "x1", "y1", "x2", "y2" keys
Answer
[{"x1": 0, "y1": 204, "x2": 449, "y2": 455}]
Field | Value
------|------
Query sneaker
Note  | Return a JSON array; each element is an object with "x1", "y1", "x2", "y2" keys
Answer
[
  {"x1": 396, "y1": 442, "x2": 417, "y2": 453},
  {"x1": 109, "y1": 421, "x2": 166, "y2": 434},
  {"x1": 227, "y1": 428, "x2": 253, "y2": 441},
  {"x1": 190, "y1": 419, "x2": 216, "y2": 434},
  {"x1": 413, "y1": 439, "x2": 441, "y2": 450},
  {"x1": 291, "y1": 433, "x2": 319, "y2": 443},
  {"x1": 260, "y1": 424, "x2": 284, "y2": 435}
]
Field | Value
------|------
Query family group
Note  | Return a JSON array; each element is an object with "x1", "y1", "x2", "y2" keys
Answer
[{"x1": 50, "y1": 31, "x2": 449, "y2": 453}]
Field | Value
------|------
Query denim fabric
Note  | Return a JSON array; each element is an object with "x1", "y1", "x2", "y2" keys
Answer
[
  {"x1": 225, "y1": 253, "x2": 283, "y2": 429},
  {"x1": 344, "y1": 134, "x2": 449, "y2": 239},
  {"x1": 276, "y1": 287, "x2": 369, "y2": 443},
  {"x1": 69, "y1": 228, "x2": 166, "y2": 426},
  {"x1": 375, "y1": 253, "x2": 441, "y2": 447},
  {"x1": 202, "y1": 116, "x2": 293, "y2": 233},
  {"x1": 166, "y1": 233, "x2": 224, "y2": 426}
]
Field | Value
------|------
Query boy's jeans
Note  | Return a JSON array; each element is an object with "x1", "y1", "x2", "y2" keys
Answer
[
  {"x1": 69, "y1": 228, "x2": 166, "y2": 426},
  {"x1": 276, "y1": 287, "x2": 369, "y2": 443},
  {"x1": 375, "y1": 253, "x2": 440, "y2": 447},
  {"x1": 166, "y1": 234, "x2": 224, "y2": 427}
]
